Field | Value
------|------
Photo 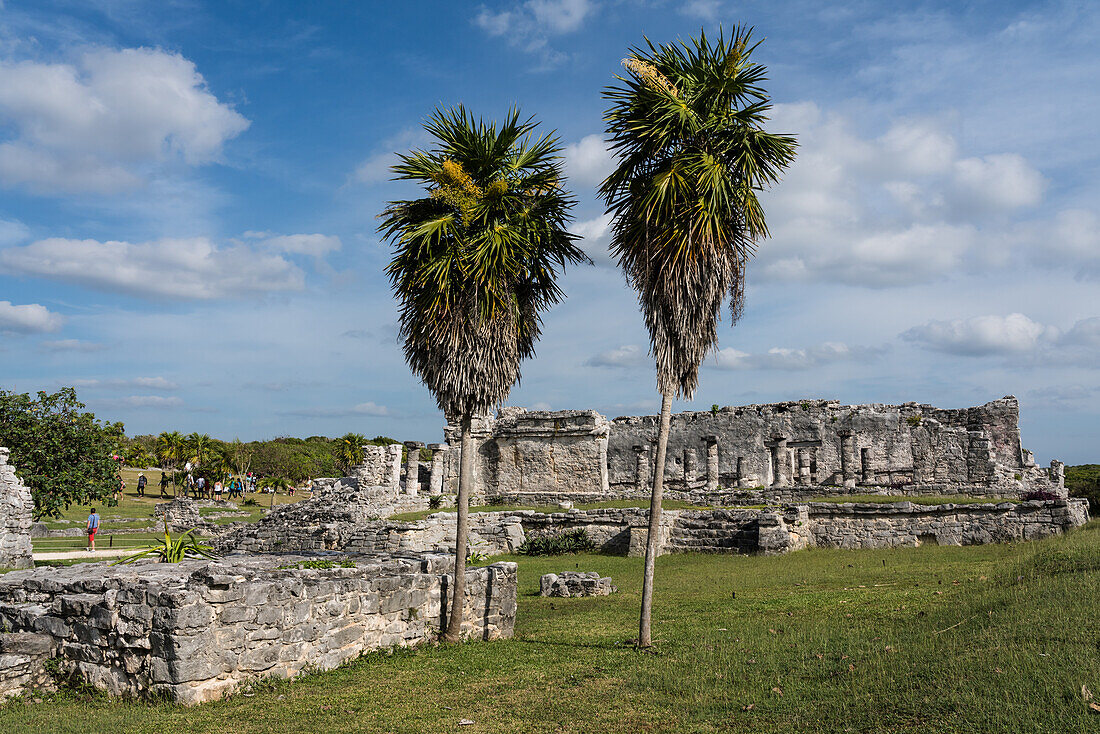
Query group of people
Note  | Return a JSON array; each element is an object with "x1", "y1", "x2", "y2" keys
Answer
[{"x1": 179, "y1": 473, "x2": 254, "y2": 501}]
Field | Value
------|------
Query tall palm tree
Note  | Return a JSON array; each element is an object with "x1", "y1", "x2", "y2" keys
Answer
[
  {"x1": 381, "y1": 106, "x2": 587, "y2": 643},
  {"x1": 601, "y1": 28, "x2": 797, "y2": 648}
]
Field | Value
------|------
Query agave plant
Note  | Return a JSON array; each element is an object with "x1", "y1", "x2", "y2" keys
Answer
[{"x1": 114, "y1": 528, "x2": 217, "y2": 565}]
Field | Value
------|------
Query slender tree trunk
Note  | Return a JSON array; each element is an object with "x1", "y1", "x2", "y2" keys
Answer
[
  {"x1": 444, "y1": 413, "x2": 474, "y2": 643},
  {"x1": 639, "y1": 389, "x2": 673, "y2": 648}
]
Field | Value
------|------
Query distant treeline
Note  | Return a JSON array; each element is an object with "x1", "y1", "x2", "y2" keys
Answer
[
  {"x1": 1066, "y1": 465, "x2": 1099, "y2": 514},
  {"x1": 119, "y1": 432, "x2": 407, "y2": 484}
]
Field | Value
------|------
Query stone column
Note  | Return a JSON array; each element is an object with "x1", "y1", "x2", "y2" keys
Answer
[
  {"x1": 860, "y1": 447, "x2": 873, "y2": 485},
  {"x1": 634, "y1": 445, "x2": 649, "y2": 493},
  {"x1": 683, "y1": 448, "x2": 698, "y2": 486},
  {"x1": 427, "y1": 443, "x2": 449, "y2": 496},
  {"x1": 402, "y1": 441, "x2": 424, "y2": 495},
  {"x1": 770, "y1": 437, "x2": 790, "y2": 487},
  {"x1": 795, "y1": 448, "x2": 811, "y2": 486},
  {"x1": 839, "y1": 432, "x2": 857, "y2": 488},
  {"x1": 385, "y1": 444, "x2": 403, "y2": 493},
  {"x1": 1050, "y1": 460, "x2": 1065, "y2": 489},
  {"x1": 705, "y1": 436, "x2": 719, "y2": 491},
  {"x1": 598, "y1": 436, "x2": 610, "y2": 494},
  {"x1": 0, "y1": 447, "x2": 34, "y2": 570}
]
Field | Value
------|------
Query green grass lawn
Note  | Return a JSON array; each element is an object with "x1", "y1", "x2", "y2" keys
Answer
[{"x1": 3, "y1": 521, "x2": 1097, "y2": 733}]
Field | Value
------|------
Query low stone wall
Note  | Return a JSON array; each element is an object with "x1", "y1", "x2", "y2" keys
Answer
[
  {"x1": 0, "y1": 632, "x2": 56, "y2": 699},
  {"x1": 0, "y1": 553, "x2": 516, "y2": 705},
  {"x1": 807, "y1": 499, "x2": 1090, "y2": 549},
  {"x1": 0, "y1": 447, "x2": 34, "y2": 570}
]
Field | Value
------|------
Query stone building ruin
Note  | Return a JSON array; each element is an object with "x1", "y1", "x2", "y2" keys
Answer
[
  {"x1": 0, "y1": 447, "x2": 34, "y2": 570},
  {"x1": 439, "y1": 396, "x2": 1066, "y2": 505}
]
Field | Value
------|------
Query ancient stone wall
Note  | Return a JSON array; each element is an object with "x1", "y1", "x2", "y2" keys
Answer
[
  {"x1": 0, "y1": 632, "x2": 56, "y2": 699},
  {"x1": 0, "y1": 554, "x2": 516, "y2": 705},
  {"x1": 0, "y1": 448, "x2": 34, "y2": 570},
  {"x1": 441, "y1": 397, "x2": 1061, "y2": 502}
]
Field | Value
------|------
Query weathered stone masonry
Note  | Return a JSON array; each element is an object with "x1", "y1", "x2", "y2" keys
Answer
[
  {"x1": 0, "y1": 447, "x2": 34, "y2": 570},
  {"x1": 0, "y1": 554, "x2": 516, "y2": 704},
  {"x1": 441, "y1": 397, "x2": 1065, "y2": 504}
]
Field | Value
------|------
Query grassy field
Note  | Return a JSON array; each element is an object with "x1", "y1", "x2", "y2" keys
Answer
[
  {"x1": 2, "y1": 521, "x2": 1097, "y2": 733},
  {"x1": 31, "y1": 468, "x2": 309, "y2": 552}
]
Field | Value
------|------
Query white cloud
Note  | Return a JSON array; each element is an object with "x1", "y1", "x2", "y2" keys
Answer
[
  {"x1": 115, "y1": 395, "x2": 184, "y2": 408},
  {"x1": 39, "y1": 339, "x2": 105, "y2": 353},
  {"x1": 680, "y1": 0, "x2": 723, "y2": 21},
  {"x1": 711, "y1": 341, "x2": 881, "y2": 371},
  {"x1": 586, "y1": 344, "x2": 646, "y2": 367},
  {"x1": 563, "y1": 134, "x2": 614, "y2": 187},
  {"x1": 71, "y1": 377, "x2": 178, "y2": 391},
  {"x1": 474, "y1": 0, "x2": 594, "y2": 66},
  {"x1": 0, "y1": 300, "x2": 63, "y2": 333},
  {"x1": 901, "y1": 313, "x2": 1057, "y2": 356},
  {"x1": 753, "y1": 103, "x2": 1054, "y2": 287},
  {"x1": 0, "y1": 236, "x2": 307, "y2": 300},
  {"x1": 0, "y1": 218, "x2": 30, "y2": 246},
  {"x1": 573, "y1": 212, "x2": 614, "y2": 266},
  {"x1": 0, "y1": 47, "x2": 249, "y2": 194},
  {"x1": 255, "y1": 233, "x2": 342, "y2": 257},
  {"x1": 1060, "y1": 317, "x2": 1100, "y2": 348}
]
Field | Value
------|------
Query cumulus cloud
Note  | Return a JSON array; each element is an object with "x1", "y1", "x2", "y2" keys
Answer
[
  {"x1": 1060, "y1": 317, "x2": 1100, "y2": 348},
  {"x1": 753, "y1": 103, "x2": 1053, "y2": 287},
  {"x1": 0, "y1": 300, "x2": 63, "y2": 333},
  {"x1": 901, "y1": 313, "x2": 1057, "y2": 356},
  {"x1": 572, "y1": 212, "x2": 614, "y2": 266},
  {"x1": 279, "y1": 401, "x2": 390, "y2": 418},
  {"x1": 474, "y1": 0, "x2": 594, "y2": 66},
  {"x1": 586, "y1": 344, "x2": 646, "y2": 367},
  {"x1": 99, "y1": 395, "x2": 184, "y2": 409},
  {"x1": 563, "y1": 134, "x2": 614, "y2": 188},
  {"x1": 711, "y1": 341, "x2": 882, "y2": 371},
  {"x1": 0, "y1": 47, "x2": 249, "y2": 194},
  {"x1": 253, "y1": 233, "x2": 341, "y2": 257},
  {"x1": 0, "y1": 236, "x2": 315, "y2": 300}
]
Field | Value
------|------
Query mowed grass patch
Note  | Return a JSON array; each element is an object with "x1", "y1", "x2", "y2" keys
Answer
[{"x1": 1, "y1": 522, "x2": 1097, "y2": 733}]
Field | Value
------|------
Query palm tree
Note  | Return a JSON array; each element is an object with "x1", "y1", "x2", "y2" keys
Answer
[
  {"x1": 380, "y1": 106, "x2": 587, "y2": 642},
  {"x1": 336, "y1": 433, "x2": 367, "y2": 476},
  {"x1": 601, "y1": 28, "x2": 797, "y2": 648}
]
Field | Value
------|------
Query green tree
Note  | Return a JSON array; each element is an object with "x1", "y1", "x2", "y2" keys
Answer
[
  {"x1": 336, "y1": 432, "x2": 367, "y2": 475},
  {"x1": 0, "y1": 388, "x2": 124, "y2": 519},
  {"x1": 601, "y1": 28, "x2": 796, "y2": 647},
  {"x1": 380, "y1": 106, "x2": 587, "y2": 642}
]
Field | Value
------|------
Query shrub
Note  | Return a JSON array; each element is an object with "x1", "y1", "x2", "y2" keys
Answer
[
  {"x1": 428, "y1": 495, "x2": 444, "y2": 510},
  {"x1": 518, "y1": 528, "x2": 595, "y2": 556},
  {"x1": 1022, "y1": 489, "x2": 1060, "y2": 501},
  {"x1": 906, "y1": 415, "x2": 922, "y2": 427}
]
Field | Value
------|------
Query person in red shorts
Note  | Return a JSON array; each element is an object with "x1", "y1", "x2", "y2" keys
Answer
[{"x1": 86, "y1": 507, "x2": 100, "y2": 552}]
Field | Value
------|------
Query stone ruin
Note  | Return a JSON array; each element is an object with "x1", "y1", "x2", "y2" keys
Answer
[
  {"x1": 0, "y1": 444, "x2": 518, "y2": 704},
  {"x1": 540, "y1": 571, "x2": 617, "y2": 597},
  {"x1": 0, "y1": 447, "x2": 34, "y2": 570},
  {"x1": 440, "y1": 396, "x2": 1067, "y2": 505}
]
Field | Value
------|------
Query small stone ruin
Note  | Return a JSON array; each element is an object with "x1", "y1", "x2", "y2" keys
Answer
[
  {"x1": 152, "y1": 497, "x2": 201, "y2": 531},
  {"x1": 0, "y1": 447, "x2": 34, "y2": 570},
  {"x1": 540, "y1": 572, "x2": 617, "y2": 597}
]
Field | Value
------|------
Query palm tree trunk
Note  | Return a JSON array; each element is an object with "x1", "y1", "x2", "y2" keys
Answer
[
  {"x1": 444, "y1": 413, "x2": 474, "y2": 643},
  {"x1": 639, "y1": 389, "x2": 673, "y2": 648}
]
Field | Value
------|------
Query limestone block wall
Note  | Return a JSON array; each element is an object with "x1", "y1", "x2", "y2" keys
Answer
[
  {"x1": 442, "y1": 397, "x2": 1060, "y2": 500},
  {"x1": 0, "y1": 554, "x2": 517, "y2": 705},
  {"x1": 0, "y1": 448, "x2": 34, "y2": 570},
  {"x1": 0, "y1": 632, "x2": 56, "y2": 699},
  {"x1": 806, "y1": 499, "x2": 1090, "y2": 549},
  {"x1": 443, "y1": 409, "x2": 610, "y2": 501}
]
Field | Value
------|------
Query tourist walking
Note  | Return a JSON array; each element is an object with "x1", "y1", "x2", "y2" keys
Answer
[
  {"x1": 214, "y1": 479, "x2": 223, "y2": 501},
  {"x1": 137, "y1": 472, "x2": 147, "y2": 497},
  {"x1": 196, "y1": 476, "x2": 206, "y2": 499},
  {"x1": 159, "y1": 472, "x2": 170, "y2": 498},
  {"x1": 86, "y1": 508, "x2": 100, "y2": 552}
]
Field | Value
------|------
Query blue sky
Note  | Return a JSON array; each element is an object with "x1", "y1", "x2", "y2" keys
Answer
[{"x1": 0, "y1": 0, "x2": 1097, "y2": 463}]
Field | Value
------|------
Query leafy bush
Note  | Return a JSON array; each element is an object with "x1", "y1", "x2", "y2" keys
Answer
[
  {"x1": 518, "y1": 528, "x2": 595, "y2": 556},
  {"x1": 1022, "y1": 489, "x2": 1061, "y2": 501},
  {"x1": 428, "y1": 495, "x2": 444, "y2": 509},
  {"x1": 1066, "y1": 464, "x2": 1100, "y2": 514}
]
